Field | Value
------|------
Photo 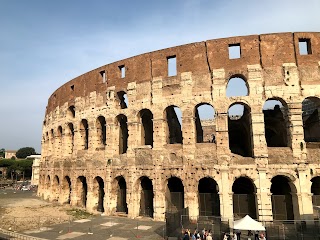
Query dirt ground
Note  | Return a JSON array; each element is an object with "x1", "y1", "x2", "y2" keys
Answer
[{"x1": 0, "y1": 188, "x2": 75, "y2": 231}]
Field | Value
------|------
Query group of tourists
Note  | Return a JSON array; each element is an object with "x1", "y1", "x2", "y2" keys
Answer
[
  {"x1": 223, "y1": 230, "x2": 266, "y2": 240},
  {"x1": 182, "y1": 228, "x2": 213, "y2": 240}
]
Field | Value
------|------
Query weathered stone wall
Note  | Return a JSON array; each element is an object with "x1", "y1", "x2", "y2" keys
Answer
[{"x1": 39, "y1": 32, "x2": 320, "y2": 223}]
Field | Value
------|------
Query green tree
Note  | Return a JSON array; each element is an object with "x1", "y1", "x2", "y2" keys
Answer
[
  {"x1": 0, "y1": 148, "x2": 5, "y2": 158},
  {"x1": 16, "y1": 147, "x2": 36, "y2": 159}
]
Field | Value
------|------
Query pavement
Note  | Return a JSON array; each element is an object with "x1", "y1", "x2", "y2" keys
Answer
[{"x1": 0, "y1": 215, "x2": 167, "y2": 240}]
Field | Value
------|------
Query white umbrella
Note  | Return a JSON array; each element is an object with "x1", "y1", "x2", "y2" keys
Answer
[{"x1": 233, "y1": 215, "x2": 266, "y2": 231}]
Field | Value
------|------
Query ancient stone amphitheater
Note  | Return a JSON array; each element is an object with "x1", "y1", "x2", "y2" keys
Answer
[{"x1": 38, "y1": 32, "x2": 320, "y2": 224}]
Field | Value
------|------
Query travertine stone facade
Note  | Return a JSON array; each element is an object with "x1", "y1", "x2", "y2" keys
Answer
[{"x1": 38, "y1": 32, "x2": 320, "y2": 223}]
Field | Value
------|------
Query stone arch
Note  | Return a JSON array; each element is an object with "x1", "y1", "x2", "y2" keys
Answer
[
  {"x1": 302, "y1": 97, "x2": 320, "y2": 142},
  {"x1": 226, "y1": 74, "x2": 249, "y2": 97},
  {"x1": 61, "y1": 176, "x2": 71, "y2": 204},
  {"x1": 52, "y1": 175, "x2": 60, "y2": 201},
  {"x1": 164, "y1": 105, "x2": 183, "y2": 144},
  {"x1": 166, "y1": 176, "x2": 184, "y2": 213},
  {"x1": 76, "y1": 176, "x2": 88, "y2": 208},
  {"x1": 136, "y1": 176, "x2": 154, "y2": 218},
  {"x1": 116, "y1": 91, "x2": 128, "y2": 109},
  {"x1": 232, "y1": 176, "x2": 257, "y2": 219},
  {"x1": 228, "y1": 102, "x2": 253, "y2": 157},
  {"x1": 96, "y1": 116, "x2": 107, "y2": 148},
  {"x1": 93, "y1": 176, "x2": 105, "y2": 212},
  {"x1": 66, "y1": 123, "x2": 74, "y2": 154},
  {"x1": 80, "y1": 119, "x2": 89, "y2": 150},
  {"x1": 113, "y1": 176, "x2": 128, "y2": 214},
  {"x1": 67, "y1": 105, "x2": 75, "y2": 118},
  {"x1": 57, "y1": 126, "x2": 63, "y2": 154},
  {"x1": 198, "y1": 177, "x2": 220, "y2": 217},
  {"x1": 116, "y1": 114, "x2": 128, "y2": 154},
  {"x1": 194, "y1": 103, "x2": 216, "y2": 143},
  {"x1": 45, "y1": 175, "x2": 51, "y2": 190},
  {"x1": 138, "y1": 109, "x2": 153, "y2": 147},
  {"x1": 270, "y1": 175, "x2": 297, "y2": 220},
  {"x1": 263, "y1": 97, "x2": 290, "y2": 147}
]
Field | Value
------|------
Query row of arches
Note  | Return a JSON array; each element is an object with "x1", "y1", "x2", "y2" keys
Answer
[
  {"x1": 43, "y1": 174, "x2": 320, "y2": 220},
  {"x1": 44, "y1": 96, "x2": 320, "y2": 157}
]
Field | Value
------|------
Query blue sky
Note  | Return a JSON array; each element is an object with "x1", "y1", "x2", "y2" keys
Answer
[{"x1": 0, "y1": 0, "x2": 319, "y2": 153}]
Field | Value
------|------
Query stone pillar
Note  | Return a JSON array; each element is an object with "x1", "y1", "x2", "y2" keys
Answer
[
  {"x1": 288, "y1": 102, "x2": 305, "y2": 161},
  {"x1": 251, "y1": 112, "x2": 268, "y2": 159},
  {"x1": 152, "y1": 117, "x2": 166, "y2": 150},
  {"x1": 127, "y1": 121, "x2": 139, "y2": 157},
  {"x1": 219, "y1": 167, "x2": 233, "y2": 222},
  {"x1": 153, "y1": 178, "x2": 166, "y2": 221},
  {"x1": 296, "y1": 167, "x2": 314, "y2": 221},
  {"x1": 256, "y1": 168, "x2": 273, "y2": 221},
  {"x1": 216, "y1": 113, "x2": 230, "y2": 155}
]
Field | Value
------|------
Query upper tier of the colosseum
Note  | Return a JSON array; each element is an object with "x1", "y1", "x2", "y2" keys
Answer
[{"x1": 46, "y1": 32, "x2": 320, "y2": 114}]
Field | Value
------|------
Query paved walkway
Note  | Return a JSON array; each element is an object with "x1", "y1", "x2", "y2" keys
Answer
[{"x1": 1, "y1": 215, "x2": 167, "y2": 240}]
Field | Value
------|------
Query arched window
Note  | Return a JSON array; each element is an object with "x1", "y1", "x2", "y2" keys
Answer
[
  {"x1": 311, "y1": 176, "x2": 320, "y2": 219},
  {"x1": 228, "y1": 103, "x2": 253, "y2": 157},
  {"x1": 67, "y1": 123, "x2": 74, "y2": 153},
  {"x1": 76, "y1": 176, "x2": 87, "y2": 208},
  {"x1": 117, "y1": 115, "x2": 128, "y2": 154},
  {"x1": 94, "y1": 176, "x2": 105, "y2": 212},
  {"x1": 138, "y1": 109, "x2": 153, "y2": 147},
  {"x1": 302, "y1": 97, "x2": 320, "y2": 142},
  {"x1": 97, "y1": 116, "x2": 107, "y2": 147},
  {"x1": 226, "y1": 76, "x2": 249, "y2": 97},
  {"x1": 139, "y1": 176, "x2": 154, "y2": 218},
  {"x1": 198, "y1": 177, "x2": 220, "y2": 216},
  {"x1": 67, "y1": 105, "x2": 75, "y2": 118},
  {"x1": 61, "y1": 176, "x2": 71, "y2": 204},
  {"x1": 115, "y1": 176, "x2": 128, "y2": 214},
  {"x1": 80, "y1": 119, "x2": 89, "y2": 150},
  {"x1": 165, "y1": 106, "x2": 182, "y2": 144},
  {"x1": 263, "y1": 98, "x2": 289, "y2": 147},
  {"x1": 195, "y1": 103, "x2": 216, "y2": 143},
  {"x1": 166, "y1": 177, "x2": 184, "y2": 213},
  {"x1": 117, "y1": 91, "x2": 128, "y2": 109}
]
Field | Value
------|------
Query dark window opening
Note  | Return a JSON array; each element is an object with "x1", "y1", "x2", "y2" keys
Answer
[
  {"x1": 62, "y1": 176, "x2": 71, "y2": 204},
  {"x1": 311, "y1": 177, "x2": 320, "y2": 219},
  {"x1": 271, "y1": 176, "x2": 295, "y2": 220},
  {"x1": 232, "y1": 177, "x2": 257, "y2": 219},
  {"x1": 166, "y1": 177, "x2": 184, "y2": 213},
  {"x1": 119, "y1": 65, "x2": 125, "y2": 78},
  {"x1": 57, "y1": 126, "x2": 62, "y2": 138},
  {"x1": 80, "y1": 119, "x2": 89, "y2": 150},
  {"x1": 226, "y1": 76, "x2": 248, "y2": 97},
  {"x1": 195, "y1": 104, "x2": 216, "y2": 143},
  {"x1": 139, "y1": 177, "x2": 154, "y2": 218},
  {"x1": 71, "y1": 85, "x2": 74, "y2": 91},
  {"x1": 228, "y1": 43, "x2": 241, "y2": 59},
  {"x1": 77, "y1": 176, "x2": 88, "y2": 208},
  {"x1": 166, "y1": 106, "x2": 182, "y2": 144},
  {"x1": 100, "y1": 70, "x2": 106, "y2": 83},
  {"x1": 116, "y1": 176, "x2": 128, "y2": 214},
  {"x1": 118, "y1": 115, "x2": 128, "y2": 154},
  {"x1": 167, "y1": 56, "x2": 177, "y2": 76},
  {"x1": 140, "y1": 109, "x2": 153, "y2": 147},
  {"x1": 228, "y1": 104, "x2": 253, "y2": 157},
  {"x1": 263, "y1": 99, "x2": 288, "y2": 147},
  {"x1": 198, "y1": 178, "x2": 220, "y2": 217},
  {"x1": 97, "y1": 116, "x2": 107, "y2": 146},
  {"x1": 302, "y1": 97, "x2": 320, "y2": 142},
  {"x1": 117, "y1": 91, "x2": 128, "y2": 109},
  {"x1": 95, "y1": 177, "x2": 105, "y2": 212},
  {"x1": 68, "y1": 106, "x2": 76, "y2": 118},
  {"x1": 299, "y1": 38, "x2": 312, "y2": 55}
]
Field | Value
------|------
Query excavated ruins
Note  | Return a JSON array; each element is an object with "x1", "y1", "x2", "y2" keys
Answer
[{"x1": 38, "y1": 32, "x2": 320, "y2": 223}]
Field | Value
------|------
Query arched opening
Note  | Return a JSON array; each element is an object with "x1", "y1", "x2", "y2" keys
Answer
[
  {"x1": 67, "y1": 105, "x2": 75, "y2": 118},
  {"x1": 67, "y1": 123, "x2": 74, "y2": 153},
  {"x1": 166, "y1": 177, "x2": 184, "y2": 213},
  {"x1": 116, "y1": 176, "x2": 128, "y2": 214},
  {"x1": 139, "y1": 176, "x2": 154, "y2": 218},
  {"x1": 311, "y1": 176, "x2": 320, "y2": 219},
  {"x1": 302, "y1": 97, "x2": 320, "y2": 142},
  {"x1": 52, "y1": 175, "x2": 60, "y2": 201},
  {"x1": 117, "y1": 115, "x2": 128, "y2": 154},
  {"x1": 139, "y1": 109, "x2": 153, "y2": 147},
  {"x1": 198, "y1": 177, "x2": 220, "y2": 216},
  {"x1": 46, "y1": 175, "x2": 51, "y2": 190},
  {"x1": 96, "y1": 116, "x2": 107, "y2": 147},
  {"x1": 226, "y1": 76, "x2": 249, "y2": 97},
  {"x1": 117, "y1": 91, "x2": 128, "y2": 109},
  {"x1": 57, "y1": 126, "x2": 63, "y2": 154},
  {"x1": 195, "y1": 103, "x2": 216, "y2": 143},
  {"x1": 61, "y1": 176, "x2": 71, "y2": 204},
  {"x1": 271, "y1": 175, "x2": 295, "y2": 220},
  {"x1": 80, "y1": 119, "x2": 89, "y2": 150},
  {"x1": 0, "y1": 171, "x2": 2, "y2": 177},
  {"x1": 77, "y1": 176, "x2": 88, "y2": 208},
  {"x1": 263, "y1": 99, "x2": 289, "y2": 147},
  {"x1": 165, "y1": 106, "x2": 182, "y2": 144},
  {"x1": 94, "y1": 176, "x2": 105, "y2": 212},
  {"x1": 232, "y1": 177, "x2": 257, "y2": 219},
  {"x1": 228, "y1": 103, "x2": 253, "y2": 157}
]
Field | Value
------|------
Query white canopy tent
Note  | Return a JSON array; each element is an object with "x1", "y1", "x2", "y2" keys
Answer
[{"x1": 233, "y1": 215, "x2": 266, "y2": 231}]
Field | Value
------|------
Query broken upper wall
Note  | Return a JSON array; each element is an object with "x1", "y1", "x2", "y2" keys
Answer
[{"x1": 45, "y1": 32, "x2": 320, "y2": 115}]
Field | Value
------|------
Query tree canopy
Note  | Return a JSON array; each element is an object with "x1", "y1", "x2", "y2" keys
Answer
[{"x1": 16, "y1": 147, "x2": 36, "y2": 159}]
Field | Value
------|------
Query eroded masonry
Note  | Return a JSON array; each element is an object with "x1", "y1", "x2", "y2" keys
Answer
[{"x1": 38, "y1": 32, "x2": 320, "y2": 222}]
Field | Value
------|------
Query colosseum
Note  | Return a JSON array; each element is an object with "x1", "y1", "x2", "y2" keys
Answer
[{"x1": 39, "y1": 32, "x2": 320, "y2": 226}]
